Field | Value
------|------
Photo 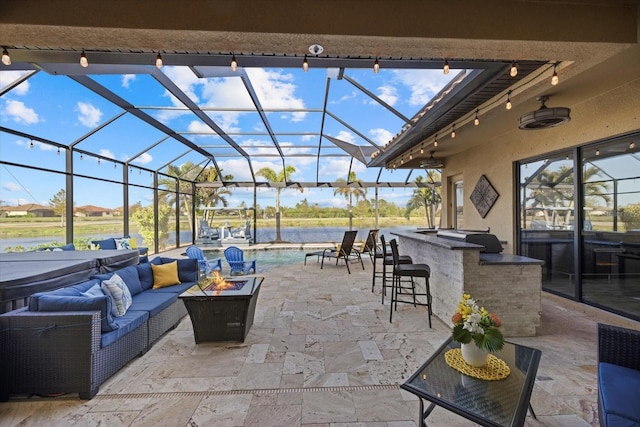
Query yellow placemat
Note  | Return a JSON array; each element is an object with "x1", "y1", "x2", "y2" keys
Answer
[{"x1": 444, "y1": 348, "x2": 511, "y2": 381}]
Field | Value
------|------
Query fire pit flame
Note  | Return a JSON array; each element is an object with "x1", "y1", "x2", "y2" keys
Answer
[
  {"x1": 198, "y1": 271, "x2": 247, "y2": 295},
  {"x1": 211, "y1": 271, "x2": 235, "y2": 295}
]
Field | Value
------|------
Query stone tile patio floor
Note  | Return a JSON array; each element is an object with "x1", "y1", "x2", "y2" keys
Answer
[{"x1": 1, "y1": 251, "x2": 639, "y2": 426}]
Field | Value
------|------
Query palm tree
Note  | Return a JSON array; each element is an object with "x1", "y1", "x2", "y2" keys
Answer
[
  {"x1": 197, "y1": 166, "x2": 233, "y2": 222},
  {"x1": 333, "y1": 171, "x2": 367, "y2": 230},
  {"x1": 256, "y1": 165, "x2": 301, "y2": 242},
  {"x1": 405, "y1": 174, "x2": 442, "y2": 228}
]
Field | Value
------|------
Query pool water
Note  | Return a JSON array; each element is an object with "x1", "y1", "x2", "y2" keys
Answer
[{"x1": 207, "y1": 248, "x2": 310, "y2": 273}]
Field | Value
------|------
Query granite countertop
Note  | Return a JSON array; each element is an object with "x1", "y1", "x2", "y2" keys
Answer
[{"x1": 391, "y1": 230, "x2": 485, "y2": 250}]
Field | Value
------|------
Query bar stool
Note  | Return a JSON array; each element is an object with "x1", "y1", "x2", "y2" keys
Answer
[
  {"x1": 376, "y1": 234, "x2": 412, "y2": 304},
  {"x1": 389, "y1": 238, "x2": 432, "y2": 326}
]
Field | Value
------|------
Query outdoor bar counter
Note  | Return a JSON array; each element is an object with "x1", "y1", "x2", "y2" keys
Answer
[{"x1": 392, "y1": 230, "x2": 544, "y2": 337}]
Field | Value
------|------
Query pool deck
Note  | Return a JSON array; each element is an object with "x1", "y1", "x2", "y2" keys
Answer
[{"x1": 2, "y1": 245, "x2": 639, "y2": 426}]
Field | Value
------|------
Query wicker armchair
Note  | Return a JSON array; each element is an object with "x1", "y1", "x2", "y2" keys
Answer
[{"x1": 597, "y1": 323, "x2": 640, "y2": 427}]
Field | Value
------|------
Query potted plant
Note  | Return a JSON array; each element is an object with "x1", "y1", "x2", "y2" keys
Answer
[{"x1": 451, "y1": 294, "x2": 504, "y2": 367}]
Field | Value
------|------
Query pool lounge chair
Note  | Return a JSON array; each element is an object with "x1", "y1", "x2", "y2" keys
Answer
[{"x1": 320, "y1": 230, "x2": 364, "y2": 274}]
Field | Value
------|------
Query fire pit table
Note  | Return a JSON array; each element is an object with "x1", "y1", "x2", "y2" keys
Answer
[{"x1": 179, "y1": 274, "x2": 263, "y2": 343}]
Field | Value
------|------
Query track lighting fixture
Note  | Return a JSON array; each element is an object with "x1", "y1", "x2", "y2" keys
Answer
[
  {"x1": 80, "y1": 50, "x2": 88, "y2": 67},
  {"x1": 474, "y1": 109, "x2": 480, "y2": 126},
  {"x1": 551, "y1": 64, "x2": 559, "y2": 86},
  {"x1": 451, "y1": 124, "x2": 456, "y2": 139},
  {"x1": 443, "y1": 59, "x2": 450, "y2": 75},
  {"x1": 1, "y1": 48, "x2": 10, "y2": 66},
  {"x1": 302, "y1": 55, "x2": 309, "y2": 72},
  {"x1": 373, "y1": 58, "x2": 380, "y2": 74},
  {"x1": 230, "y1": 54, "x2": 238, "y2": 72},
  {"x1": 506, "y1": 91, "x2": 512, "y2": 110},
  {"x1": 510, "y1": 61, "x2": 518, "y2": 77},
  {"x1": 155, "y1": 53, "x2": 163, "y2": 69}
]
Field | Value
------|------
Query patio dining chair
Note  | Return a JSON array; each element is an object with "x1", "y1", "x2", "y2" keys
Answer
[
  {"x1": 186, "y1": 245, "x2": 222, "y2": 276},
  {"x1": 320, "y1": 230, "x2": 364, "y2": 274},
  {"x1": 224, "y1": 246, "x2": 257, "y2": 275}
]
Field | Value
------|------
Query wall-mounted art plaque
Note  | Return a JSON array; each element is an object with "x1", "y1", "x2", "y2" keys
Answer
[{"x1": 470, "y1": 174, "x2": 499, "y2": 218}]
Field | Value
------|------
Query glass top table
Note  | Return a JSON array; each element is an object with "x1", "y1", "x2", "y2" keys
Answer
[{"x1": 401, "y1": 337, "x2": 541, "y2": 427}]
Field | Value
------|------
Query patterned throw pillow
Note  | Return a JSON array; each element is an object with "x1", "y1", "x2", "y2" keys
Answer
[
  {"x1": 101, "y1": 273, "x2": 132, "y2": 317},
  {"x1": 114, "y1": 238, "x2": 132, "y2": 250}
]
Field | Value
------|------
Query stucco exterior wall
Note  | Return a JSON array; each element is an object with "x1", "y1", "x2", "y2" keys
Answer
[{"x1": 442, "y1": 77, "x2": 640, "y2": 254}]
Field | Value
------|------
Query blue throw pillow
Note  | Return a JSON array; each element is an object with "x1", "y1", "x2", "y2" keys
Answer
[
  {"x1": 93, "y1": 265, "x2": 143, "y2": 296},
  {"x1": 101, "y1": 273, "x2": 132, "y2": 317},
  {"x1": 36, "y1": 294, "x2": 119, "y2": 332},
  {"x1": 91, "y1": 238, "x2": 116, "y2": 250},
  {"x1": 136, "y1": 263, "x2": 154, "y2": 290},
  {"x1": 157, "y1": 257, "x2": 198, "y2": 283}
]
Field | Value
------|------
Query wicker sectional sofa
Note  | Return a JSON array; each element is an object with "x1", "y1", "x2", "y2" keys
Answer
[{"x1": 0, "y1": 256, "x2": 198, "y2": 400}]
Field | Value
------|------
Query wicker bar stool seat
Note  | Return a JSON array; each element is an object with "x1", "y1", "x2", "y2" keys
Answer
[{"x1": 389, "y1": 238, "x2": 433, "y2": 326}]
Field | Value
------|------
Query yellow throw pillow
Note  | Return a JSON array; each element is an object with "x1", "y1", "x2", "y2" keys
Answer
[
  {"x1": 129, "y1": 237, "x2": 138, "y2": 249},
  {"x1": 151, "y1": 261, "x2": 181, "y2": 289}
]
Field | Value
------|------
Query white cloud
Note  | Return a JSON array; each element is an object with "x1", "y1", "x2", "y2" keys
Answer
[
  {"x1": 4, "y1": 99, "x2": 39, "y2": 124},
  {"x1": 133, "y1": 152, "x2": 153, "y2": 165},
  {"x1": 375, "y1": 85, "x2": 398, "y2": 106},
  {"x1": 99, "y1": 149, "x2": 115, "y2": 159},
  {"x1": 245, "y1": 68, "x2": 306, "y2": 122},
  {"x1": 318, "y1": 158, "x2": 366, "y2": 181},
  {"x1": 0, "y1": 71, "x2": 31, "y2": 95},
  {"x1": 334, "y1": 131, "x2": 355, "y2": 143},
  {"x1": 76, "y1": 101, "x2": 103, "y2": 127},
  {"x1": 330, "y1": 91, "x2": 358, "y2": 104},
  {"x1": 369, "y1": 128, "x2": 394, "y2": 145},
  {"x1": 121, "y1": 74, "x2": 136, "y2": 88},
  {"x1": 2, "y1": 182, "x2": 21, "y2": 192},
  {"x1": 393, "y1": 69, "x2": 453, "y2": 106}
]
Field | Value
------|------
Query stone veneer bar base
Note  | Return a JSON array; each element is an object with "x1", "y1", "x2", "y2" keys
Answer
[{"x1": 394, "y1": 231, "x2": 543, "y2": 337}]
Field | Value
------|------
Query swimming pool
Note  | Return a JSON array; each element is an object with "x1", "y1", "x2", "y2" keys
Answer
[{"x1": 206, "y1": 248, "x2": 310, "y2": 273}]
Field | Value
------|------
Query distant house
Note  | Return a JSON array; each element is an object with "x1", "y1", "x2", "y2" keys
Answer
[
  {"x1": 74, "y1": 205, "x2": 113, "y2": 217},
  {"x1": 0, "y1": 204, "x2": 55, "y2": 218}
]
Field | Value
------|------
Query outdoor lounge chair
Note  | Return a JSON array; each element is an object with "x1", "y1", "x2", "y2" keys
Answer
[
  {"x1": 320, "y1": 230, "x2": 364, "y2": 274},
  {"x1": 224, "y1": 246, "x2": 256, "y2": 275},
  {"x1": 186, "y1": 245, "x2": 222, "y2": 275},
  {"x1": 360, "y1": 229, "x2": 380, "y2": 264}
]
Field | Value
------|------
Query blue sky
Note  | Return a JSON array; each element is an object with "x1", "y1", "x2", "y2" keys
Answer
[{"x1": 1, "y1": 65, "x2": 453, "y2": 209}]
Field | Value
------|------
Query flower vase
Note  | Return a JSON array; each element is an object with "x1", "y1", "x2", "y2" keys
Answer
[{"x1": 460, "y1": 343, "x2": 489, "y2": 367}]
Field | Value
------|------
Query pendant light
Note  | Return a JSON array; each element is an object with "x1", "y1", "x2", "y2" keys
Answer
[
  {"x1": 1, "y1": 48, "x2": 10, "y2": 66},
  {"x1": 474, "y1": 109, "x2": 480, "y2": 126},
  {"x1": 302, "y1": 55, "x2": 309, "y2": 72},
  {"x1": 443, "y1": 59, "x2": 450, "y2": 75},
  {"x1": 510, "y1": 61, "x2": 518, "y2": 77},
  {"x1": 506, "y1": 91, "x2": 512, "y2": 110},
  {"x1": 80, "y1": 50, "x2": 88, "y2": 67},
  {"x1": 230, "y1": 54, "x2": 238, "y2": 72},
  {"x1": 551, "y1": 64, "x2": 559, "y2": 86},
  {"x1": 155, "y1": 53, "x2": 163, "y2": 69},
  {"x1": 373, "y1": 58, "x2": 380, "y2": 74},
  {"x1": 451, "y1": 124, "x2": 456, "y2": 139}
]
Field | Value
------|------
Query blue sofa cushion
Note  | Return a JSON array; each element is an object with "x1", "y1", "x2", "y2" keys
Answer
[
  {"x1": 82, "y1": 283, "x2": 105, "y2": 298},
  {"x1": 150, "y1": 281, "x2": 197, "y2": 294},
  {"x1": 34, "y1": 294, "x2": 119, "y2": 333},
  {"x1": 93, "y1": 265, "x2": 144, "y2": 296},
  {"x1": 599, "y1": 362, "x2": 640, "y2": 426},
  {"x1": 100, "y1": 309, "x2": 148, "y2": 347},
  {"x1": 29, "y1": 283, "x2": 88, "y2": 310},
  {"x1": 136, "y1": 263, "x2": 154, "y2": 290},
  {"x1": 130, "y1": 292, "x2": 178, "y2": 317},
  {"x1": 92, "y1": 238, "x2": 117, "y2": 250}
]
